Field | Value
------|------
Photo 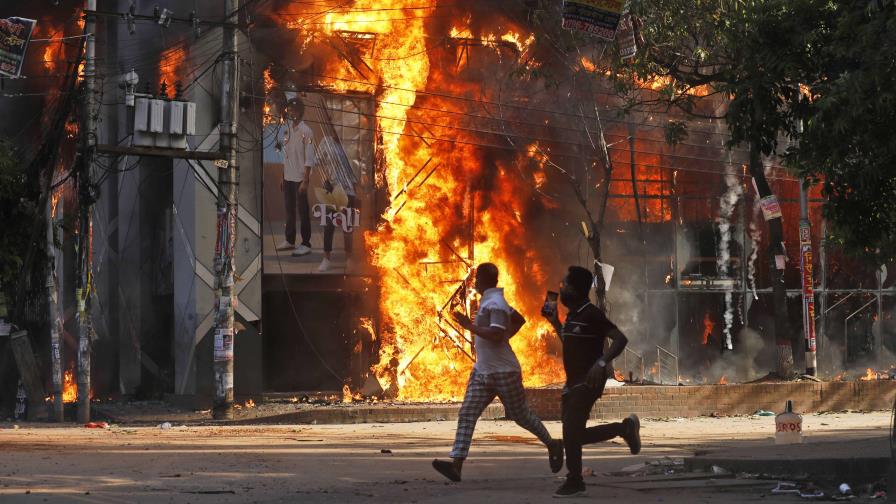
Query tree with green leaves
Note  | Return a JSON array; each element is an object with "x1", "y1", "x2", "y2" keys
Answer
[
  {"x1": 605, "y1": 0, "x2": 837, "y2": 377},
  {"x1": 0, "y1": 140, "x2": 39, "y2": 299},
  {"x1": 793, "y1": 0, "x2": 896, "y2": 265}
]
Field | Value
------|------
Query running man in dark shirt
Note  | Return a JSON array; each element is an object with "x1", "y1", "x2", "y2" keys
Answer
[{"x1": 542, "y1": 265, "x2": 642, "y2": 498}]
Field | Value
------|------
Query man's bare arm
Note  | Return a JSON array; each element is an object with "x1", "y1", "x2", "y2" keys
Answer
[
  {"x1": 451, "y1": 311, "x2": 507, "y2": 342},
  {"x1": 466, "y1": 324, "x2": 507, "y2": 343},
  {"x1": 585, "y1": 328, "x2": 628, "y2": 387},
  {"x1": 603, "y1": 328, "x2": 628, "y2": 362}
]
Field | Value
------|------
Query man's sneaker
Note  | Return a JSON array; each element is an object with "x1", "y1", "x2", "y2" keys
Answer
[
  {"x1": 431, "y1": 459, "x2": 461, "y2": 482},
  {"x1": 548, "y1": 439, "x2": 564, "y2": 473},
  {"x1": 318, "y1": 258, "x2": 331, "y2": 272},
  {"x1": 553, "y1": 478, "x2": 586, "y2": 498},
  {"x1": 275, "y1": 240, "x2": 294, "y2": 251},
  {"x1": 622, "y1": 414, "x2": 641, "y2": 455},
  {"x1": 292, "y1": 244, "x2": 312, "y2": 257}
]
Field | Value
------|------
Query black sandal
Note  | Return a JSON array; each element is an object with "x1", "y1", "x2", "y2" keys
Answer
[{"x1": 432, "y1": 459, "x2": 461, "y2": 482}]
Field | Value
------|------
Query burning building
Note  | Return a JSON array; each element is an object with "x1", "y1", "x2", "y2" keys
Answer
[{"x1": 2, "y1": 0, "x2": 895, "y2": 417}]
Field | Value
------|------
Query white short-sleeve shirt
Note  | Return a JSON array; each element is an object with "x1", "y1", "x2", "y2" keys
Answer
[
  {"x1": 473, "y1": 287, "x2": 522, "y2": 375},
  {"x1": 282, "y1": 120, "x2": 316, "y2": 182}
]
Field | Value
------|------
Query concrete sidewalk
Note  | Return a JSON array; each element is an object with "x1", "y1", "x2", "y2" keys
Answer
[
  {"x1": 0, "y1": 412, "x2": 890, "y2": 503},
  {"x1": 686, "y1": 435, "x2": 891, "y2": 483}
]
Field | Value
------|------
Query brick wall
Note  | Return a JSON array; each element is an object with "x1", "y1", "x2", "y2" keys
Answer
[{"x1": 525, "y1": 381, "x2": 896, "y2": 421}]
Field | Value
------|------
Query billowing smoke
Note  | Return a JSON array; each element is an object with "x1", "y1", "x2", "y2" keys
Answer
[{"x1": 705, "y1": 327, "x2": 764, "y2": 382}]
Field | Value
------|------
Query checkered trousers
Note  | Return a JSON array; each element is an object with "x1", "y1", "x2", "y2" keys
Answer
[{"x1": 450, "y1": 370, "x2": 553, "y2": 459}]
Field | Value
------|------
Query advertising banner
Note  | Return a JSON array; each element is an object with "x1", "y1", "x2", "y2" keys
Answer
[
  {"x1": 0, "y1": 17, "x2": 37, "y2": 78},
  {"x1": 562, "y1": 0, "x2": 625, "y2": 41}
]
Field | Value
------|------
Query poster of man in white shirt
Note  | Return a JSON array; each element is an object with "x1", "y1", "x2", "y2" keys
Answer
[
  {"x1": 263, "y1": 91, "x2": 374, "y2": 276},
  {"x1": 276, "y1": 98, "x2": 316, "y2": 257}
]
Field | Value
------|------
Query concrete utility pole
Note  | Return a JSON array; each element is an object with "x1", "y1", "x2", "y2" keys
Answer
[
  {"x1": 77, "y1": 0, "x2": 98, "y2": 423},
  {"x1": 46, "y1": 194, "x2": 64, "y2": 422},
  {"x1": 212, "y1": 0, "x2": 240, "y2": 420}
]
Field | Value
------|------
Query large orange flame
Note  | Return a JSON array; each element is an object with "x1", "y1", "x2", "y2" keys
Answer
[
  {"x1": 300, "y1": 1, "x2": 570, "y2": 400},
  {"x1": 702, "y1": 312, "x2": 714, "y2": 345},
  {"x1": 158, "y1": 45, "x2": 186, "y2": 97},
  {"x1": 62, "y1": 368, "x2": 77, "y2": 403}
]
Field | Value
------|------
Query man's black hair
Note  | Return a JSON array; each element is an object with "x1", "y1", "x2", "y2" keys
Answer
[
  {"x1": 566, "y1": 265, "x2": 593, "y2": 295},
  {"x1": 476, "y1": 263, "x2": 499, "y2": 289},
  {"x1": 286, "y1": 97, "x2": 305, "y2": 119}
]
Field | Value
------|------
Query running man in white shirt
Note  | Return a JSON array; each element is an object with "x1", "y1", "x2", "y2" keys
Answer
[
  {"x1": 432, "y1": 263, "x2": 564, "y2": 482},
  {"x1": 276, "y1": 98, "x2": 316, "y2": 257}
]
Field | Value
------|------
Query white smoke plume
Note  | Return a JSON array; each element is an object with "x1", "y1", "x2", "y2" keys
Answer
[{"x1": 717, "y1": 167, "x2": 742, "y2": 350}]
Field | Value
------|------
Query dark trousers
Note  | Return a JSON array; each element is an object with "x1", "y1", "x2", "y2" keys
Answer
[
  {"x1": 283, "y1": 180, "x2": 311, "y2": 247},
  {"x1": 323, "y1": 195, "x2": 356, "y2": 254},
  {"x1": 562, "y1": 382, "x2": 626, "y2": 482}
]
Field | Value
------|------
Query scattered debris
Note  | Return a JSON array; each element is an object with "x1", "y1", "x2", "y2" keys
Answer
[
  {"x1": 754, "y1": 410, "x2": 775, "y2": 417},
  {"x1": 84, "y1": 422, "x2": 109, "y2": 429},
  {"x1": 361, "y1": 376, "x2": 385, "y2": 398},
  {"x1": 159, "y1": 422, "x2": 172, "y2": 430},
  {"x1": 582, "y1": 467, "x2": 594, "y2": 477},
  {"x1": 771, "y1": 481, "x2": 800, "y2": 495},
  {"x1": 711, "y1": 465, "x2": 731, "y2": 475},
  {"x1": 799, "y1": 483, "x2": 825, "y2": 499},
  {"x1": 832, "y1": 483, "x2": 855, "y2": 501},
  {"x1": 180, "y1": 490, "x2": 236, "y2": 495},
  {"x1": 380, "y1": 449, "x2": 392, "y2": 454}
]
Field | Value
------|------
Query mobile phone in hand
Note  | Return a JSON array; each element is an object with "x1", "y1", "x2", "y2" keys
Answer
[{"x1": 541, "y1": 290, "x2": 559, "y2": 318}]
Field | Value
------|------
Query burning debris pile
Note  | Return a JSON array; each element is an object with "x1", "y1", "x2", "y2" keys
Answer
[{"x1": 832, "y1": 368, "x2": 896, "y2": 382}]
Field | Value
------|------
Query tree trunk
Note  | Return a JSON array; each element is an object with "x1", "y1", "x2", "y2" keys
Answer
[
  {"x1": 749, "y1": 140, "x2": 793, "y2": 378},
  {"x1": 590, "y1": 106, "x2": 614, "y2": 313}
]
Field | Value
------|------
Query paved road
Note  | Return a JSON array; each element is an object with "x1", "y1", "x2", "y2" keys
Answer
[{"x1": 0, "y1": 412, "x2": 890, "y2": 503}]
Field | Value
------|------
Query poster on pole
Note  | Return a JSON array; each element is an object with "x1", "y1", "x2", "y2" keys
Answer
[
  {"x1": 0, "y1": 17, "x2": 37, "y2": 78},
  {"x1": 562, "y1": 0, "x2": 626, "y2": 41},
  {"x1": 616, "y1": 13, "x2": 637, "y2": 59},
  {"x1": 759, "y1": 195, "x2": 783, "y2": 221}
]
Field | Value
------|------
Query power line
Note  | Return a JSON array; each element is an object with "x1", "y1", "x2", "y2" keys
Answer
[
  {"x1": 260, "y1": 88, "x2": 743, "y2": 154},
  {"x1": 278, "y1": 3, "x2": 455, "y2": 14},
  {"x1": 260, "y1": 99, "x2": 754, "y2": 169},
  {"x1": 287, "y1": 14, "x2": 451, "y2": 25},
  {"x1": 266, "y1": 113, "x2": 797, "y2": 181},
  {"x1": 306, "y1": 71, "x2": 740, "y2": 139},
  {"x1": 31, "y1": 34, "x2": 90, "y2": 42}
]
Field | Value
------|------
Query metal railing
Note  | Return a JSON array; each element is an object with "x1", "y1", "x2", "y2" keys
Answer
[
  {"x1": 844, "y1": 295, "x2": 878, "y2": 367},
  {"x1": 656, "y1": 345, "x2": 679, "y2": 385},
  {"x1": 618, "y1": 347, "x2": 644, "y2": 383}
]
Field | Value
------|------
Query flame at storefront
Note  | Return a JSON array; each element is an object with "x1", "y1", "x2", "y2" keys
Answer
[
  {"x1": 158, "y1": 45, "x2": 186, "y2": 97},
  {"x1": 274, "y1": 1, "x2": 675, "y2": 400}
]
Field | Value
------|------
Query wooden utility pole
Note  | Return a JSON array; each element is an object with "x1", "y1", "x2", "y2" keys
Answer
[
  {"x1": 76, "y1": 0, "x2": 98, "y2": 423},
  {"x1": 212, "y1": 0, "x2": 240, "y2": 420}
]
